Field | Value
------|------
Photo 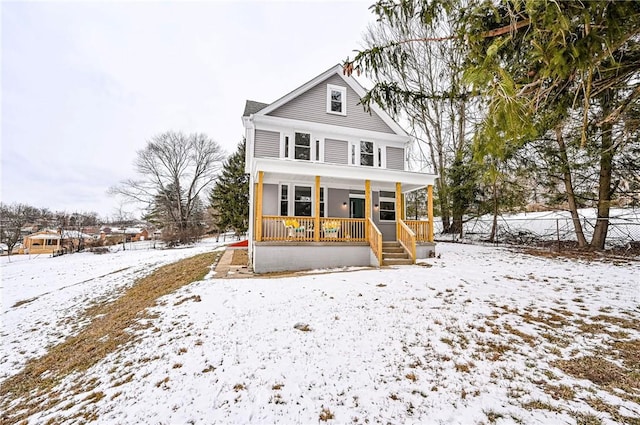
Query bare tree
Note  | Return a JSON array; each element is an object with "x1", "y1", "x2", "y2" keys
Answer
[
  {"x1": 362, "y1": 10, "x2": 481, "y2": 233},
  {"x1": 0, "y1": 203, "x2": 38, "y2": 259},
  {"x1": 109, "y1": 131, "x2": 225, "y2": 244}
]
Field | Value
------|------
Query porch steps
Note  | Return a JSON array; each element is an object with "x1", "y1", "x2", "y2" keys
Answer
[{"x1": 382, "y1": 241, "x2": 413, "y2": 266}]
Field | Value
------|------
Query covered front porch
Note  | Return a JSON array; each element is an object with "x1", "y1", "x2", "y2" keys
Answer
[{"x1": 249, "y1": 159, "x2": 437, "y2": 272}]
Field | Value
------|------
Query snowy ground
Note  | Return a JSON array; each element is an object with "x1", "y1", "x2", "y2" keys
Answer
[
  {"x1": 2, "y1": 242, "x2": 639, "y2": 424},
  {"x1": 0, "y1": 239, "x2": 227, "y2": 380},
  {"x1": 437, "y1": 208, "x2": 640, "y2": 247}
]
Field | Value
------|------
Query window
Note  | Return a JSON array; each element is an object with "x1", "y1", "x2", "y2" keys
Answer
[
  {"x1": 327, "y1": 85, "x2": 346, "y2": 115},
  {"x1": 379, "y1": 190, "x2": 396, "y2": 221},
  {"x1": 360, "y1": 141, "x2": 374, "y2": 166},
  {"x1": 284, "y1": 136, "x2": 289, "y2": 158},
  {"x1": 294, "y1": 186, "x2": 312, "y2": 216},
  {"x1": 316, "y1": 139, "x2": 320, "y2": 162},
  {"x1": 280, "y1": 185, "x2": 288, "y2": 216},
  {"x1": 294, "y1": 133, "x2": 311, "y2": 160},
  {"x1": 280, "y1": 184, "x2": 325, "y2": 216}
]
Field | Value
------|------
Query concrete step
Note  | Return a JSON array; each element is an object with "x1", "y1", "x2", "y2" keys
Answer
[{"x1": 383, "y1": 258, "x2": 413, "y2": 266}]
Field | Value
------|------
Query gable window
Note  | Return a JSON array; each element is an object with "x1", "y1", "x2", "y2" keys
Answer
[
  {"x1": 295, "y1": 132, "x2": 311, "y2": 160},
  {"x1": 327, "y1": 85, "x2": 347, "y2": 115},
  {"x1": 379, "y1": 190, "x2": 396, "y2": 221},
  {"x1": 360, "y1": 141, "x2": 374, "y2": 166}
]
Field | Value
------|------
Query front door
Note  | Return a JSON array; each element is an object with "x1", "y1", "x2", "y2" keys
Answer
[{"x1": 350, "y1": 197, "x2": 365, "y2": 219}]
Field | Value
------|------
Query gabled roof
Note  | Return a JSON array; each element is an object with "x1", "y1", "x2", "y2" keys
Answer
[
  {"x1": 246, "y1": 64, "x2": 409, "y2": 137},
  {"x1": 242, "y1": 100, "x2": 269, "y2": 117}
]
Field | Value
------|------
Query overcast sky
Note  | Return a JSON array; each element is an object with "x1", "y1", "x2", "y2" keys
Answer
[{"x1": 1, "y1": 1, "x2": 376, "y2": 219}]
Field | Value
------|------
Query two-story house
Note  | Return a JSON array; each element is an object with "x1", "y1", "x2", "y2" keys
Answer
[{"x1": 243, "y1": 65, "x2": 437, "y2": 273}]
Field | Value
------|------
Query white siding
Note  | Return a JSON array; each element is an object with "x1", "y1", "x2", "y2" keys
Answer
[
  {"x1": 386, "y1": 146, "x2": 404, "y2": 170},
  {"x1": 268, "y1": 74, "x2": 395, "y2": 134},
  {"x1": 255, "y1": 130, "x2": 280, "y2": 158},
  {"x1": 324, "y1": 138, "x2": 348, "y2": 164}
]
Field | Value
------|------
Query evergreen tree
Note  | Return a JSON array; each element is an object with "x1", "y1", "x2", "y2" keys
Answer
[
  {"x1": 210, "y1": 139, "x2": 249, "y2": 236},
  {"x1": 346, "y1": 0, "x2": 640, "y2": 249}
]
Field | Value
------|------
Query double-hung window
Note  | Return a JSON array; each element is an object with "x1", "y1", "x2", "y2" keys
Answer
[
  {"x1": 379, "y1": 190, "x2": 396, "y2": 221},
  {"x1": 294, "y1": 186, "x2": 312, "y2": 216},
  {"x1": 280, "y1": 184, "x2": 326, "y2": 217},
  {"x1": 360, "y1": 141, "x2": 374, "y2": 166},
  {"x1": 294, "y1": 132, "x2": 311, "y2": 160},
  {"x1": 327, "y1": 85, "x2": 347, "y2": 115}
]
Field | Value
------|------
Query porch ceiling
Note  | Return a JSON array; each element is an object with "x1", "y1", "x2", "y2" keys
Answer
[{"x1": 253, "y1": 158, "x2": 438, "y2": 192}]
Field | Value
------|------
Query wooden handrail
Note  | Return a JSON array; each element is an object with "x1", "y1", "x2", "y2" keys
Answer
[
  {"x1": 367, "y1": 218, "x2": 383, "y2": 266},
  {"x1": 397, "y1": 219, "x2": 416, "y2": 263},
  {"x1": 404, "y1": 220, "x2": 430, "y2": 242}
]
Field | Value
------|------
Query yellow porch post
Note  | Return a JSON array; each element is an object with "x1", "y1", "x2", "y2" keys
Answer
[
  {"x1": 395, "y1": 182, "x2": 402, "y2": 238},
  {"x1": 256, "y1": 171, "x2": 264, "y2": 242},
  {"x1": 365, "y1": 180, "x2": 371, "y2": 239},
  {"x1": 314, "y1": 176, "x2": 320, "y2": 242},
  {"x1": 427, "y1": 184, "x2": 434, "y2": 242},
  {"x1": 401, "y1": 193, "x2": 406, "y2": 220}
]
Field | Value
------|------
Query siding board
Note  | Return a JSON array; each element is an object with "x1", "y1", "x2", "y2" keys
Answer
[
  {"x1": 386, "y1": 146, "x2": 404, "y2": 170},
  {"x1": 324, "y1": 138, "x2": 348, "y2": 164},
  {"x1": 268, "y1": 74, "x2": 395, "y2": 134},
  {"x1": 255, "y1": 130, "x2": 280, "y2": 158}
]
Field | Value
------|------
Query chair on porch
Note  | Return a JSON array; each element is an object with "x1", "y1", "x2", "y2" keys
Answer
[
  {"x1": 322, "y1": 220, "x2": 340, "y2": 239},
  {"x1": 283, "y1": 219, "x2": 305, "y2": 238}
]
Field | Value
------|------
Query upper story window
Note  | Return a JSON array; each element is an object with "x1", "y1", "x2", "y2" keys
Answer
[
  {"x1": 360, "y1": 141, "x2": 374, "y2": 166},
  {"x1": 295, "y1": 132, "x2": 311, "y2": 160},
  {"x1": 327, "y1": 84, "x2": 347, "y2": 116}
]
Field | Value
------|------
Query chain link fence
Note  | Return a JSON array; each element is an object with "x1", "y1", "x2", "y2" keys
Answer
[{"x1": 434, "y1": 210, "x2": 640, "y2": 255}]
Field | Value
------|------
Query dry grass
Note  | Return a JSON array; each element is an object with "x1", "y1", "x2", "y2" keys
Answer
[
  {"x1": 230, "y1": 249, "x2": 248, "y2": 266},
  {"x1": 554, "y1": 355, "x2": 638, "y2": 389},
  {"x1": 503, "y1": 324, "x2": 537, "y2": 346},
  {"x1": 543, "y1": 384, "x2": 575, "y2": 400},
  {"x1": 585, "y1": 397, "x2": 640, "y2": 425},
  {"x1": 11, "y1": 297, "x2": 38, "y2": 308},
  {"x1": 319, "y1": 407, "x2": 335, "y2": 421},
  {"x1": 0, "y1": 251, "x2": 221, "y2": 424}
]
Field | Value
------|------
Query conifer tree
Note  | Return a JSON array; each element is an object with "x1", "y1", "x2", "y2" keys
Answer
[{"x1": 210, "y1": 139, "x2": 249, "y2": 236}]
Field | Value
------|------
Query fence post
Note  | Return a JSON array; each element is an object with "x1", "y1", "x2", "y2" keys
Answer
[{"x1": 556, "y1": 219, "x2": 560, "y2": 252}]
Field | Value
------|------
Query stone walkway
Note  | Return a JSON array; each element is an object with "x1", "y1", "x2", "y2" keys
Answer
[{"x1": 212, "y1": 248, "x2": 252, "y2": 279}]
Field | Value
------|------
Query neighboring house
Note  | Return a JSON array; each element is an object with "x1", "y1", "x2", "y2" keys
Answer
[
  {"x1": 21, "y1": 229, "x2": 93, "y2": 255},
  {"x1": 243, "y1": 64, "x2": 438, "y2": 273},
  {"x1": 126, "y1": 228, "x2": 149, "y2": 241},
  {"x1": 22, "y1": 230, "x2": 63, "y2": 255}
]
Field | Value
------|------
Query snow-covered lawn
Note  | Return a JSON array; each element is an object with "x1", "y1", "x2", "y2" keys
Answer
[
  {"x1": 0, "y1": 239, "x2": 227, "y2": 381},
  {"x1": 2, "y1": 242, "x2": 639, "y2": 424}
]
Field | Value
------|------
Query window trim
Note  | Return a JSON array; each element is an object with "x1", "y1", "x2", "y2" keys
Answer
[
  {"x1": 293, "y1": 132, "x2": 311, "y2": 161},
  {"x1": 279, "y1": 183, "x2": 327, "y2": 217},
  {"x1": 360, "y1": 140, "x2": 374, "y2": 167},
  {"x1": 378, "y1": 190, "x2": 396, "y2": 222},
  {"x1": 326, "y1": 84, "x2": 347, "y2": 116},
  {"x1": 351, "y1": 140, "x2": 381, "y2": 167}
]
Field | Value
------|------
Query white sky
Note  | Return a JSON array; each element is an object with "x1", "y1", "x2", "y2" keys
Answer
[{"x1": 1, "y1": 0, "x2": 376, "y2": 219}]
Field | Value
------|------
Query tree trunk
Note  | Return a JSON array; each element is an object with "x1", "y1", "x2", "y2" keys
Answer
[
  {"x1": 488, "y1": 179, "x2": 498, "y2": 243},
  {"x1": 437, "y1": 178, "x2": 451, "y2": 232},
  {"x1": 590, "y1": 120, "x2": 614, "y2": 250},
  {"x1": 555, "y1": 125, "x2": 588, "y2": 247}
]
